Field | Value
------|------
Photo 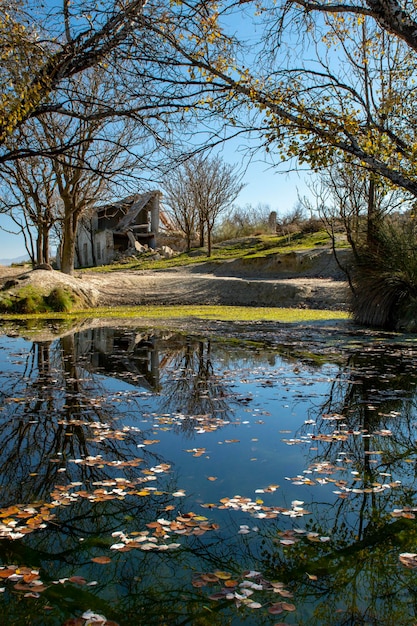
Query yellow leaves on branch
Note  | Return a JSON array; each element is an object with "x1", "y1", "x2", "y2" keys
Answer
[
  {"x1": 0, "y1": 11, "x2": 51, "y2": 143},
  {"x1": 0, "y1": 81, "x2": 45, "y2": 143}
]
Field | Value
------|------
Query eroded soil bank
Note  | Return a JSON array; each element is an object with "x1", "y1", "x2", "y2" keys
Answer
[{"x1": 0, "y1": 249, "x2": 351, "y2": 311}]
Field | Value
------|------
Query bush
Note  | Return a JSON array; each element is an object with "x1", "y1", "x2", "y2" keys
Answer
[
  {"x1": 45, "y1": 287, "x2": 79, "y2": 312},
  {"x1": 214, "y1": 204, "x2": 271, "y2": 241},
  {"x1": 351, "y1": 220, "x2": 417, "y2": 329},
  {"x1": 300, "y1": 217, "x2": 325, "y2": 234},
  {"x1": 0, "y1": 294, "x2": 14, "y2": 312},
  {"x1": 10, "y1": 286, "x2": 46, "y2": 314}
]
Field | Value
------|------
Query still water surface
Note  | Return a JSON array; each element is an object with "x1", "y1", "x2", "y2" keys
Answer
[{"x1": 0, "y1": 323, "x2": 416, "y2": 625}]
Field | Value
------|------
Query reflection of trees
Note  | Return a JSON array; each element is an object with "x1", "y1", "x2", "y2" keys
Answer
[
  {"x1": 5, "y1": 325, "x2": 417, "y2": 624},
  {"x1": 261, "y1": 341, "x2": 417, "y2": 625},
  {"x1": 0, "y1": 504, "x2": 274, "y2": 626},
  {"x1": 304, "y1": 343, "x2": 417, "y2": 500},
  {"x1": 159, "y1": 337, "x2": 234, "y2": 437},
  {"x1": 262, "y1": 517, "x2": 417, "y2": 625},
  {"x1": 0, "y1": 327, "x2": 292, "y2": 625},
  {"x1": 0, "y1": 333, "x2": 162, "y2": 504},
  {"x1": 77, "y1": 328, "x2": 252, "y2": 437},
  {"x1": 0, "y1": 330, "x2": 212, "y2": 624}
]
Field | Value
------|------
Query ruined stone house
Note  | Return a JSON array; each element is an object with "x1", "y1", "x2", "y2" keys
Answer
[{"x1": 75, "y1": 191, "x2": 161, "y2": 268}]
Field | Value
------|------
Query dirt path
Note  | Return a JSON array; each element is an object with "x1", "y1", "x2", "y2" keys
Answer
[
  {"x1": 0, "y1": 259, "x2": 350, "y2": 311},
  {"x1": 79, "y1": 266, "x2": 349, "y2": 310}
]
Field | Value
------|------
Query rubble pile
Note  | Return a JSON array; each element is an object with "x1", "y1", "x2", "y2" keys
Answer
[{"x1": 113, "y1": 243, "x2": 178, "y2": 264}]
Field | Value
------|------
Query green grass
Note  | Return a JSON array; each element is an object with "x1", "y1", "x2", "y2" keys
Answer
[
  {"x1": 83, "y1": 231, "x2": 343, "y2": 273},
  {"x1": 0, "y1": 304, "x2": 349, "y2": 323},
  {"x1": 0, "y1": 285, "x2": 81, "y2": 314}
]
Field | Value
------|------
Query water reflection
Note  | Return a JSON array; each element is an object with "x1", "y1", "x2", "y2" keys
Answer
[
  {"x1": 0, "y1": 323, "x2": 416, "y2": 624},
  {"x1": 263, "y1": 340, "x2": 417, "y2": 625},
  {"x1": 76, "y1": 327, "x2": 162, "y2": 390},
  {"x1": 76, "y1": 329, "x2": 234, "y2": 429}
]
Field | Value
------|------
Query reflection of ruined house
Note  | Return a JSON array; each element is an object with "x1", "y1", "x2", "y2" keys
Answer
[
  {"x1": 75, "y1": 327, "x2": 162, "y2": 391},
  {"x1": 76, "y1": 191, "x2": 161, "y2": 268}
]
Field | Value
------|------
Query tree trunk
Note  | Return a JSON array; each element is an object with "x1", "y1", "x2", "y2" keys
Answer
[
  {"x1": 206, "y1": 223, "x2": 212, "y2": 257},
  {"x1": 60, "y1": 213, "x2": 77, "y2": 274},
  {"x1": 185, "y1": 224, "x2": 193, "y2": 252},
  {"x1": 36, "y1": 235, "x2": 43, "y2": 266},
  {"x1": 199, "y1": 219, "x2": 205, "y2": 248},
  {"x1": 43, "y1": 225, "x2": 49, "y2": 264}
]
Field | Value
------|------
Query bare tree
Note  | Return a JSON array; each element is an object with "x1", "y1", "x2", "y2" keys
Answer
[
  {"x1": 0, "y1": 0, "x2": 238, "y2": 167},
  {"x1": 1, "y1": 74, "x2": 155, "y2": 275},
  {"x1": 304, "y1": 163, "x2": 411, "y2": 257},
  {"x1": 0, "y1": 154, "x2": 60, "y2": 265},
  {"x1": 164, "y1": 155, "x2": 244, "y2": 257},
  {"x1": 163, "y1": 176, "x2": 198, "y2": 252},
  {"x1": 44, "y1": 112, "x2": 150, "y2": 275},
  {"x1": 140, "y1": 1, "x2": 417, "y2": 202}
]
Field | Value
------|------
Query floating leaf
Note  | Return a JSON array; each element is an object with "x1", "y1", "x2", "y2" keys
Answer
[
  {"x1": 0, "y1": 569, "x2": 17, "y2": 578},
  {"x1": 81, "y1": 611, "x2": 107, "y2": 622},
  {"x1": 268, "y1": 603, "x2": 284, "y2": 615},
  {"x1": 201, "y1": 573, "x2": 219, "y2": 583},
  {"x1": 23, "y1": 573, "x2": 40, "y2": 583},
  {"x1": 208, "y1": 592, "x2": 227, "y2": 601},
  {"x1": 68, "y1": 576, "x2": 87, "y2": 585},
  {"x1": 91, "y1": 556, "x2": 112, "y2": 564},
  {"x1": 213, "y1": 571, "x2": 231, "y2": 580},
  {"x1": 399, "y1": 553, "x2": 417, "y2": 568}
]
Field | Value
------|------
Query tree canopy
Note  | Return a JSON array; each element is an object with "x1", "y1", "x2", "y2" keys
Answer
[
  {"x1": 145, "y1": 0, "x2": 417, "y2": 200},
  {"x1": 4, "y1": 0, "x2": 417, "y2": 202},
  {"x1": 0, "y1": 0, "x2": 149, "y2": 150}
]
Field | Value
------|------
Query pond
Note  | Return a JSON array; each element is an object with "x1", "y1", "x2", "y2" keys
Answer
[{"x1": 0, "y1": 320, "x2": 417, "y2": 625}]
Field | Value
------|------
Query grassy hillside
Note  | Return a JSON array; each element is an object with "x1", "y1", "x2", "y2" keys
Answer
[{"x1": 88, "y1": 231, "x2": 345, "y2": 273}]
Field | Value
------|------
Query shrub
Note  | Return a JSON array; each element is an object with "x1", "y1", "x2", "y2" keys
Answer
[
  {"x1": 214, "y1": 204, "x2": 271, "y2": 241},
  {"x1": 300, "y1": 217, "x2": 325, "y2": 234},
  {"x1": 45, "y1": 287, "x2": 79, "y2": 312},
  {"x1": 10, "y1": 286, "x2": 46, "y2": 314},
  {"x1": 0, "y1": 294, "x2": 14, "y2": 312},
  {"x1": 351, "y1": 220, "x2": 417, "y2": 329}
]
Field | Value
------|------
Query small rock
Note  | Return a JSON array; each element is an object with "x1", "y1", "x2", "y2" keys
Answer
[
  {"x1": 161, "y1": 245, "x2": 175, "y2": 258},
  {"x1": 134, "y1": 242, "x2": 148, "y2": 253}
]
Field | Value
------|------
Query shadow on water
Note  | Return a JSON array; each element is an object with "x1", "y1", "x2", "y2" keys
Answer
[{"x1": 0, "y1": 320, "x2": 416, "y2": 624}]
